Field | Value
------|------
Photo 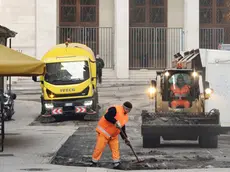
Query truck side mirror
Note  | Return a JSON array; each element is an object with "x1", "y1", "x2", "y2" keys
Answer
[
  {"x1": 10, "y1": 93, "x2": 17, "y2": 100},
  {"x1": 32, "y1": 76, "x2": 41, "y2": 82},
  {"x1": 32, "y1": 76, "x2": 37, "y2": 82},
  {"x1": 150, "y1": 80, "x2": 156, "y2": 87}
]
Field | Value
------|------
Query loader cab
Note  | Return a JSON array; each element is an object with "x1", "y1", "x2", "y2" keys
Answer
[
  {"x1": 44, "y1": 60, "x2": 90, "y2": 85},
  {"x1": 161, "y1": 69, "x2": 200, "y2": 109}
]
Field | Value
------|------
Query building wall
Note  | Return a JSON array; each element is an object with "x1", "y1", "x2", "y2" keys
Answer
[
  {"x1": 0, "y1": 0, "x2": 201, "y2": 80},
  {"x1": 99, "y1": 0, "x2": 113, "y2": 27},
  {"x1": 0, "y1": 0, "x2": 36, "y2": 57},
  {"x1": 168, "y1": 0, "x2": 184, "y2": 28},
  {"x1": 0, "y1": 0, "x2": 57, "y2": 60}
]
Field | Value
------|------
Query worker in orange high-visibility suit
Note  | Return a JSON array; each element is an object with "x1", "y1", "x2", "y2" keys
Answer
[
  {"x1": 90, "y1": 101, "x2": 133, "y2": 169},
  {"x1": 170, "y1": 74, "x2": 191, "y2": 108}
]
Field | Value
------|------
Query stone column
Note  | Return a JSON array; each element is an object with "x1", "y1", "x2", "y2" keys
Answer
[
  {"x1": 184, "y1": 0, "x2": 199, "y2": 50},
  {"x1": 35, "y1": 0, "x2": 57, "y2": 59},
  {"x1": 114, "y1": 0, "x2": 129, "y2": 78}
]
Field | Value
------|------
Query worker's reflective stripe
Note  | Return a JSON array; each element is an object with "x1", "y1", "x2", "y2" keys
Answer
[
  {"x1": 113, "y1": 159, "x2": 120, "y2": 163},
  {"x1": 97, "y1": 125, "x2": 111, "y2": 138},
  {"x1": 92, "y1": 159, "x2": 98, "y2": 163},
  {"x1": 174, "y1": 93, "x2": 187, "y2": 97}
]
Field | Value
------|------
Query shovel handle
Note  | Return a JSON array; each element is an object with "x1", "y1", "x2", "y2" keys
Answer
[
  {"x1": 120, "y1": 128, "x2": 127, "y2": 139},
  {"x1": 119, "y1": 128, "x2": 141, "y2": 162}
]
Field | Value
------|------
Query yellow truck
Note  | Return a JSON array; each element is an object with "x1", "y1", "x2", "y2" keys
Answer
[{"x1": 32, "y1": 42, "x2": 99, "y2": 122}]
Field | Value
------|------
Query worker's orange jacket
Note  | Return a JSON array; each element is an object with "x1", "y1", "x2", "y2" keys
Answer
[
  {"x1": 96, "y1": 105, "x2": 128, "y2": 139},
  {"x1": 170, "y1": 84, "x2": 190, "y2": 98}
]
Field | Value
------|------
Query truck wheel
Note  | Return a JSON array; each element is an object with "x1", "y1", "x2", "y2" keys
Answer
[
  {"x1": 143, "y1": 136, "x2": 160, "y2": 148},
  {"x1": 40, "y1": 97, "x2": 46, "y2": 115},
  {"x1": 41, "y1": 104, "x2": 46, "y2": 115},
  {"x1": 199, "y1": 135, "x2": 218, "y2": 148}
]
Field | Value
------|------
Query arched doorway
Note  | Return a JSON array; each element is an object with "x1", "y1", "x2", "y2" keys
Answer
[
  {"x1": 129, "y1": 0, "x2": 168, "y2": 69},
  {"x1": 199, "y1": 0, "x2": 230, "y2": 49}
]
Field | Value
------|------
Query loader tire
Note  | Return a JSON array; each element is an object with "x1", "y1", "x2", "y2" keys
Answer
[
  {"x1": 143, "y1": 136, "x2": 160, "y2": 148},
  {"x1": 199, "y1": 135, "x2": 218, "y2": 148}
]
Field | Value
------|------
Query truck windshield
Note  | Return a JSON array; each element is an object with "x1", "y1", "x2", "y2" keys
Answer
[
  {"x1": 45, "y1": 61, "x2": 90, "y2": 85},
  {"x1": 168, "y1": 73, "x2": 192, "y2": 89}
]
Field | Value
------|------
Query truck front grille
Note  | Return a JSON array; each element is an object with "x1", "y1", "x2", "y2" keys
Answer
[{"x1": 63, "y1": 106, "x2": 75, "y2": 111}]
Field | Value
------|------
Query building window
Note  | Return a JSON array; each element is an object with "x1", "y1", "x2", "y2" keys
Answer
[
  {"x1": 129, "y1": 0, "x2": 168, "y2": 69},
  {"x1": 60, "y1": 0, "x2": 77, "y2": 23},
  {"x1": 129, "y1": 0, "x2": 167, "y2": 27},
  {"x1": 200, "y1": 0, "x2": 213, "y2": 24},
  {"x1": 199, "y1": 0, "x2": 230, "y2": 47},
  {"x1": 216, "y1": 0, "x2": 230, "y2": 24},
  {"x1": 59, "y1": 0, "x2": 99, "y2": 26},
  {"x1": 200, "y1": 0, "x2": 230, "y2": 25}
]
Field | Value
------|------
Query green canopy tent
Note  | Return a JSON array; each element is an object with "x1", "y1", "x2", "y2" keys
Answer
[{"x1": 0, "y1": 44, "x2": 45, "y2": 76}]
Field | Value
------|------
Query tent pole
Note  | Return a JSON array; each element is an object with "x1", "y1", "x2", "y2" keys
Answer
[{"x1": 9, "y1": 39, "x2": 12, "y2": 93}]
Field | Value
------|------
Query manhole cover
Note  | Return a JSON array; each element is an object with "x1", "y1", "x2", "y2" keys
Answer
[{"x1": 20, "y1": 168, "x2": 50, "y2": 171}]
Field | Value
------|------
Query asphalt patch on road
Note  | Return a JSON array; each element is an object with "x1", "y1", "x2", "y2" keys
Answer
[{"x1": 51, "y1": 125, "x2": 230, "y2": 170}]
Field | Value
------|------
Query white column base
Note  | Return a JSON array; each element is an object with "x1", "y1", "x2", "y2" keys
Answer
[
  {"x1": 184, "y1": 0, "x2": 199, "y2": 50},
  {"x1": 36, "y1": 0, "x2": 57, "y2": 59},
  {"x1": 114, "y1": 0, "x2": 129, "y2": 79}
]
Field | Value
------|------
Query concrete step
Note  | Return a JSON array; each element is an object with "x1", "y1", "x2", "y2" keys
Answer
[
  {"x1": 11, "y1": 70, "x2": 156, "y2": 81},
  {"x1": 102, "y1": 77, "x2": 153, "y2": 81},
  {"x1": 12, "y1": 76, "x2": 153, "y2": 82},
  {"x1": 11, "y1": 69, "x2": 157, "y2": 94},
  {"x1": 12, "y1": 83, "x2": 150, "y2": 94},
  {"x1": 11, "y1": 79, "x2": 151, "y2": 91}
]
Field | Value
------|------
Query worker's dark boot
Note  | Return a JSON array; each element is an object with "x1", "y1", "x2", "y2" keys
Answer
[
  {"x1": 89, "y1": 161, "x2": 99, "y2": 167},
  {"x1": 113, "y1": 162, "x2": 125, "y2": 170}
]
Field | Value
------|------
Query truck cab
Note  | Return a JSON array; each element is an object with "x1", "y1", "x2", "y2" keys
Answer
[{"x1": 33, "y1": 43, "x2": 99, "y2": 122}]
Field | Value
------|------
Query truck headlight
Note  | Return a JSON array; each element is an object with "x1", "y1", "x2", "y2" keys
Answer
[
  {"x1": 165, "y1": 71, "x2": 170, "y2": 77},
  {"x1": 205, "y1": 88, "x2": 213, "y2": 99},
  {"x1": 192, "y1": 71, "x2": 198, "y2": 77},
  {"x1": 205, "y1": 88, "x2": 213, "y2": 95},
  {"x1": 45, "y1": 103, "x2": 54, "y2": 109},
  {"x1": 147, "y1": 87, "x2": 156, "y2": 99},
  {"x1": 84, "y1": 100, "x2": 93, "y2": 106},
  {"x1": 50, "y1": 94, "x2": 55, "y2": 99}
]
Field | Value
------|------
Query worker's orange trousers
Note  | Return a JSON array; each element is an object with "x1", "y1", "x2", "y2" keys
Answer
[
  {"x1": 92, "y1": 132, "x2": 120, "y2": 163},
  {"x1": 171, "y1": 100, "x2": 190, "y2": 108}
]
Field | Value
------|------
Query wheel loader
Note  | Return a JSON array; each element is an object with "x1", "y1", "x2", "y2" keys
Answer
[{"x1": 141, "y1": 49, "x2": 221, "y2": 148}]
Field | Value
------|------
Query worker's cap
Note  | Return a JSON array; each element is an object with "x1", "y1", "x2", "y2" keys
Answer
[{"x1": 123, "y1": 101, "x2": 132, "y2": 110}]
